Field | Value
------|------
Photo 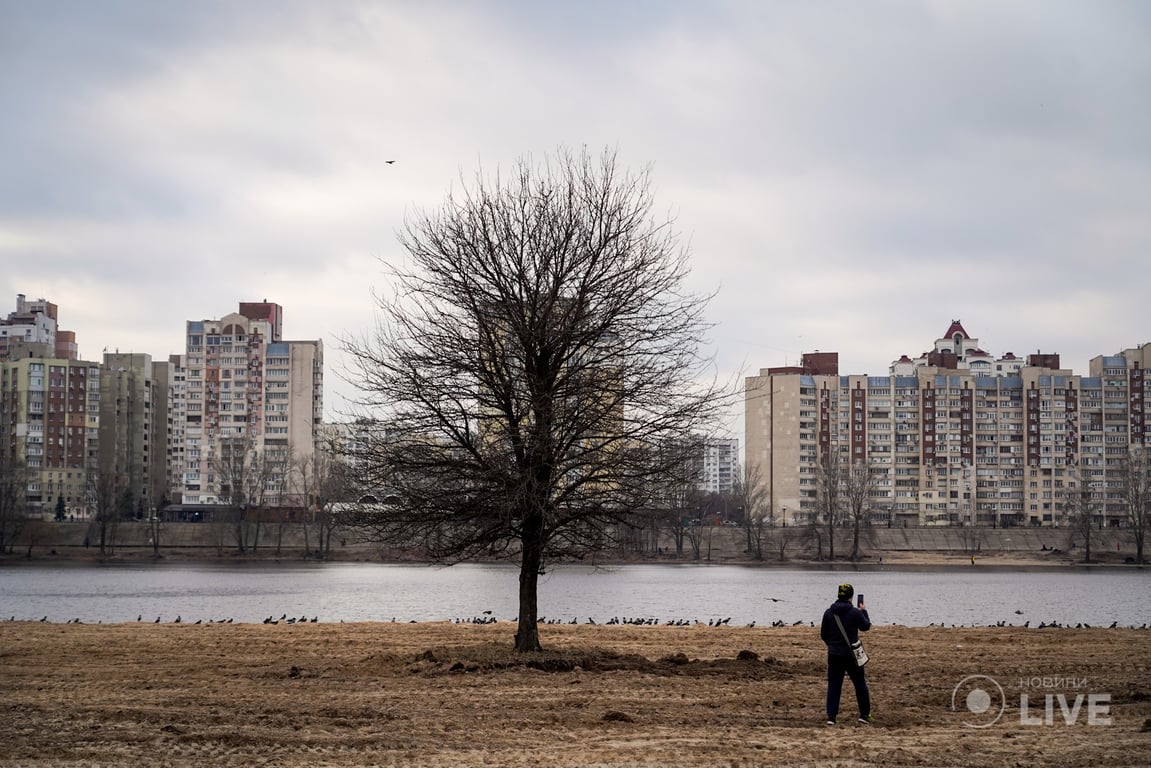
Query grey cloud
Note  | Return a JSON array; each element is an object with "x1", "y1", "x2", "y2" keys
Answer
[{"x1": 0, "y1": 0, "x2": 1147, "y2": 422}]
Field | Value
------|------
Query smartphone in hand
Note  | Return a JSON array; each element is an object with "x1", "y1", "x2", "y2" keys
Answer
[{"x1": 857, "y1": 594, "x2": 865, "y2": 607}]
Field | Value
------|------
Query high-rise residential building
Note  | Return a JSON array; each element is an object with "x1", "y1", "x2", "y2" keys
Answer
[
  {"x1": 0, "y1": 348, "x2": 101, "y2": 519},
  {"x1": 0, "y1": 294, "x2": 79, "y2": 361},
  {"x1": 700, "y1": 437, "x2": 739, "y2": 495},
  {"x1": 745, "y1": 321, "x2": 1150, "y2": 529},
  {"x1": 166, "y1": 354, "x2": 188, "y2": 505},
  {"x1": 98, "y1": 353, "x2": 169, "y2": 518},
  {"x1": 0, "y1": 294, "x2": 96, "y2": 520},
  {"x1": 177, "y1": 301, "x2": 323, "y2": 506}
]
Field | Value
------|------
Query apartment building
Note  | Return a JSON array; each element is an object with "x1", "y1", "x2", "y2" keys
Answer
[
  {"x1": 0, "y1": 349, "x2": 101, "y2": 518},
  {"x1": 0, "y1": 295, "x2": 97, "y2": 519},
  {"x1": 745, "y1": 322, "x2": 1150, "y2": 528},
  {"x1": 177, "y1": 301, "x2": 323, "y2": 506},
  {"x1": 98, "y1": 353, "x2": 170, "y2": 517},
  {"x1": 165, "y1": 354, "x2": 187, "y2": 505},
  {"x1": 700, "y1": 437, "x2": 739, "y2": 495},
  {"x1": 0, "y1": 294, "x2": 78, "y2": 361}
]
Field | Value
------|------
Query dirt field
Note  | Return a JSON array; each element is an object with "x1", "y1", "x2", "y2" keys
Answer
[{"x1": 2, "y1": 621, "x2": 1149, "y2": 767}]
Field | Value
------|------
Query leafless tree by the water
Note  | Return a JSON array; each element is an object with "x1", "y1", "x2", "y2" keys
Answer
[{"x1": 343, "y1": 147, "x2": 727, "y2": 652}]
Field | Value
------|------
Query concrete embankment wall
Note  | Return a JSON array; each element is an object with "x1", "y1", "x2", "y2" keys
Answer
[
  {"x1": 865, "y1": 527, "x2": 1131, "y2": 554},
  {"x1": 6, "y1": 520, "x2": 359, "y2": 558},
  {"x1": 5, "y1": 520, "x2": 1137, "y2": 560}
]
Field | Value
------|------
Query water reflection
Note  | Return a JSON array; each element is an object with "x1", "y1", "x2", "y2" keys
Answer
[{"x1": 0, "y1": 561, "x2": 1146, "y2": 628}]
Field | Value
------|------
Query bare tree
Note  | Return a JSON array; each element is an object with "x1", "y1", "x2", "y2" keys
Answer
[
  {"x1": 284, "y1": 450, "x2": 313, "y2": 556},
  {"x1": 814, "y1": 455, "x2": 844, "y2": 561},
  {"x1": 319, "y1": 444, "x2": 360, "y2": 558},
  {"x1": 285, "y1": 435, "x2": 357, "y2": 559},
  {"x1": 343, "y1": 147, "x2": 725, "y2": 651},
  {"x1": 647, "y1": 436, "x2": 705, "y2": 560},
  {"x1": 91, "y1": 467, "x2": 125, "y2": 556},
  {"x1": 684, "y1": 513, "x2": 706, "y2": 561},
  {"x1": 775, "y1": 526, "x2": 795, "y2": 562},
  {"x1": 1063, "y1": 470, "x2": 1096, "y2": 563},
  {"x1": 843, "y1": 460, "x2": 877, "y2": 561},
  {"x1": 0, "y1": 451, "x2": 29, "y2": 554},
  {"x1": 732, "y1": 463, "x2": 769, "y2": 560},
  {"x1": 1119, "y1": 446, "x2": 1150, "y2": 564},
  {"x1": 213, "y1": 434, "x2": 274, "y2": 554}
]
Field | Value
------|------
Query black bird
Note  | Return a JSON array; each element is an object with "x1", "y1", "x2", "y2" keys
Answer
[
  {"x1": 155, "y1": 616, "x2": 161, "y2": 623},
  {"x1": 137, "y1": 614, "x2": 142, "y2": 622},
  {"x1": 385, "y1": 160, "x2": 396, "y2": 164},
  {"x1": 40, "y1": 616, "x2": 48, "y2": 622}
]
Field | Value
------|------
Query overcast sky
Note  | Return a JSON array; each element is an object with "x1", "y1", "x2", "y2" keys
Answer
[{"x1": 2, "y1": 1, "x2": 1148, "y2": 437}]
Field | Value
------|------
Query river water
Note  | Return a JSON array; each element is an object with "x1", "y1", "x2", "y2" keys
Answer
[{"x1": 1, "y1": 561, "x2": 1147, "y2": 628}]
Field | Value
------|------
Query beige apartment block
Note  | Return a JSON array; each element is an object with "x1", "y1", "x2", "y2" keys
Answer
[{"x1": 745, "y1": 322, "x2": 1150, "y2": 528}]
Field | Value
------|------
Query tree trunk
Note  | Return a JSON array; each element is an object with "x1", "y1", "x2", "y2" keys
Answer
[
  {"x1": 850, "y1": 518, "x2": 861, "y2": 561},
  {"x1": 515, "y1": 511, "x2": 544, "y2": 653},
  {"x1": 234, "y1": 510, "x2": 247, "y2": 554}
]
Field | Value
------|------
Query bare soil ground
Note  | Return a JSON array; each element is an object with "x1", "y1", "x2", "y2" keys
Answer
[{"x1": 2, "y1": 621, "x2": 1149, "y2": 767}]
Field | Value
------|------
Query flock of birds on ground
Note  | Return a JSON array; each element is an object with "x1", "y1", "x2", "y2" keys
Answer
[{"x1": 8, "y1": 613, "x2": 1148, "y2": 629}]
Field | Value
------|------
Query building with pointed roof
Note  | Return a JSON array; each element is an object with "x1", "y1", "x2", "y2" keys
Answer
[
  {"x1": 745, "y1": 325, "x2": 1150, "y2": 529},
  {"x1": 890, "y1": 320, "x2": 1030, "y2": 377}
]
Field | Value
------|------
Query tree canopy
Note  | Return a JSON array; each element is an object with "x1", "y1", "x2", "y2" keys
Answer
[{"x1": 344, "y1": 147, "x2": 725, "y2": 651}]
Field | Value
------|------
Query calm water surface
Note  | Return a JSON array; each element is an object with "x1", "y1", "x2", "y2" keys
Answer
[{"x1": 1, "y1": 561, "x2": 1148, "y2": 628}]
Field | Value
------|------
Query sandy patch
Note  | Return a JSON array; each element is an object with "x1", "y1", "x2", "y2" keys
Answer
[{"x1": 1, "y1": 621, "x2": 1148, "y2": 767}]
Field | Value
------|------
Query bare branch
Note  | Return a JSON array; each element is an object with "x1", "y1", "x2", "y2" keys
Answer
[{"x1": 342, "y1": 147, "x2": 729, "y2": 650}]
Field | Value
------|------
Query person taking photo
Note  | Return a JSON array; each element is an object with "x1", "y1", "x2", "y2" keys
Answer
[{"x1": 820, "y1": 582, "x2": 871, "y2": 725}]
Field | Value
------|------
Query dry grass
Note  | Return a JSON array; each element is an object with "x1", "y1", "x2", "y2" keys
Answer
[{"x1": 2, "y1": 621, "x2": 1149, "y2": 767}]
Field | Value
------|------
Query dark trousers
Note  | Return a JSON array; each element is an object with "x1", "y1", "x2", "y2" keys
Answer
[{"x1": 826, "y1": 653, "x2": 870, "y2": 721}]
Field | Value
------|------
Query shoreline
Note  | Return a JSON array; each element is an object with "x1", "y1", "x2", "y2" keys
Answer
[{"x1": 2, "y1": 544, "x2": 1142, "y2": 569}]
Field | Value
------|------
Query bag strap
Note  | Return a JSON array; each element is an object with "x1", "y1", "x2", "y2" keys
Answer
[{"x1": 833, "y1": 613, "x2": 852, "y2": 646}]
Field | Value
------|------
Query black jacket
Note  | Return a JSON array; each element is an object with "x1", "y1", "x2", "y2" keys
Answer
[{"x1": 820, "y1": 599, "x2": 871, "y2": 657}]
